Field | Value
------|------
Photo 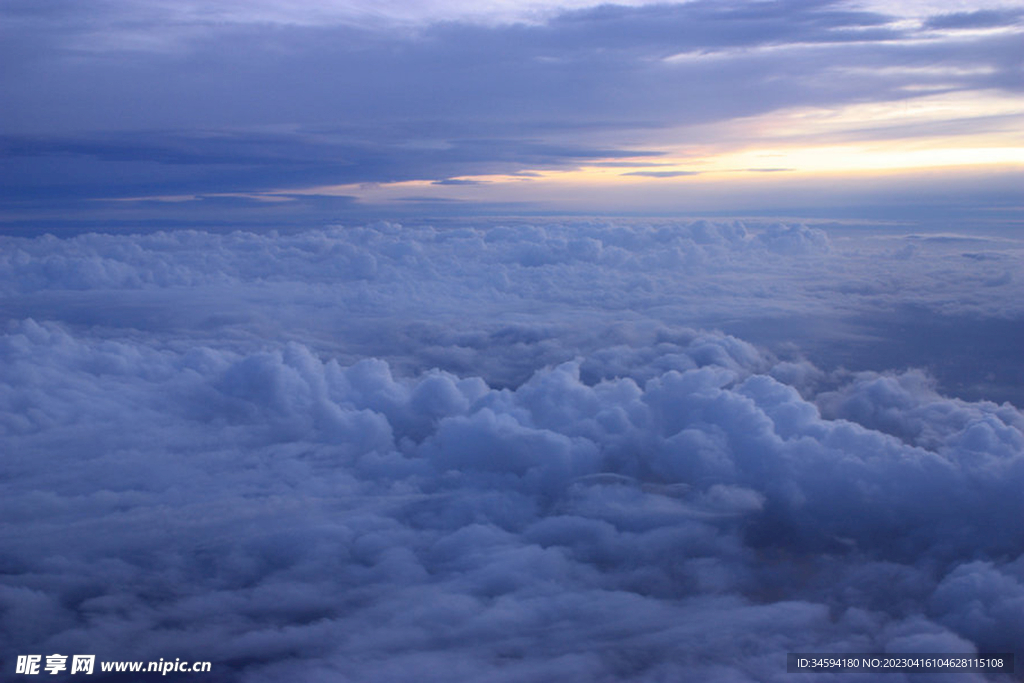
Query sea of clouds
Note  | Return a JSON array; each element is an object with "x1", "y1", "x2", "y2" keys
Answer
[{"x1": 2, "y1": 220, "x2": 1022, "y2": 681}]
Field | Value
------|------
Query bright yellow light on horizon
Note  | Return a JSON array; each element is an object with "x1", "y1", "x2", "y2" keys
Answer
[
  {"x1": 276, "y1": 88, "x2": 1023, "y2": 206},
  {"x1": 314, "y1": 141, "x2": 1022, "y2": 201},
  {"x1": 717, "y1": 145, "x2": 1023, "y2": 175},
  {"x1": 282, "y1": 145, "x2": 1021, "y2": 205}
]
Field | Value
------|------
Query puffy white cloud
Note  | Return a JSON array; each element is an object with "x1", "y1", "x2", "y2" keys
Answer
[
  {"x1": 1, "y1": 221, "x2": 1022, "y2": 679},
  {"x1": 2, "y1": 311, "x2": 1021, "y2": 678}
]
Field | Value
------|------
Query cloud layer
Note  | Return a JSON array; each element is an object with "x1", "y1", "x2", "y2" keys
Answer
[
  {"x1": 2, "y1": 221, "x2": 1022, "y2": 680},
  {"x1": 2, "y1": 219, "x2": 1021, "y2": 399}
]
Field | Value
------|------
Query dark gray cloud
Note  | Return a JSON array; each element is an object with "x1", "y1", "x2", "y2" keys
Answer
[
  {"x1": 541, "y1": 0, "x2": 900, "y2": 50},
  {"x1": 0, "y1": 129, "x2": 660, "y2": 207},
  {"x1": 924, "y1": 8, "x2": 1024, "y2": 30}
]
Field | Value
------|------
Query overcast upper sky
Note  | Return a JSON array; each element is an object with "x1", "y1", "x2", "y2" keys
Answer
[{"x1": 1, "y1": 0, "x2": 1021, "y2": 230}]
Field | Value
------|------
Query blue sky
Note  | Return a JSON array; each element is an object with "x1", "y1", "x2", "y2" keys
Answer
[{"x1": 2, "y1": 0, "x2": 1021, "y2": 231}]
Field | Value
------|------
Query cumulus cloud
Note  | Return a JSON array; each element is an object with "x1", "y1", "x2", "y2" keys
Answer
[
  {"x1": 1, "y1": 315, "x2": 1021, "y2": 681},
  {"x1": 1, "y1": 220, "x2": 1022, "y2": 681}
]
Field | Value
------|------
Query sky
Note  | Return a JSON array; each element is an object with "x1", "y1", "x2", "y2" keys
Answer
[
  {"x1": 1, "y1": 0, "x2": 1022, "y2": 231},
  {"x1": 2, "y1": 2, "x2": 1024, "y2": 682}
]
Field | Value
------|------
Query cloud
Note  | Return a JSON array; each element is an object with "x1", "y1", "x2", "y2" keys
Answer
[
  {"x1": 1, "y1": 218, "x2": 1021, "y2": 396},
  {"x1": 622, "y1": 170, "x2": 701, "y2": 178},
  {"x1": 1, "y1": 314, "x2": 1021, "y2": 680},
  {"x1": 0, "y1": 131, "x2": 660, "y2": 206},
  {"x1": 924, "y1": 9, "x2": 1024, "y2": 30},
  {"x1": 1, "y1": 220, "x2": 1022, "y2": 679},
  {"x1": 754, "y1": 222, "x2": 831, "y2": 254},
  {"x1": 432, "y1": 178, "x2": 486, "y2": 186},
  {"x1": 2, "y1": 0, "x2": 1021, "y2": 226}
]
